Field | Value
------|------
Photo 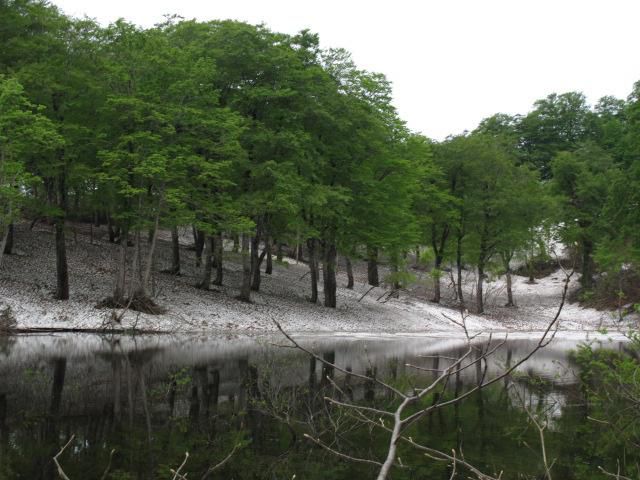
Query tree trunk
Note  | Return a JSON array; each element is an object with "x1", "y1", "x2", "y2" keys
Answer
[
  {"x1": 265, "y1": 236, "x2": 273, "y2": 275},
  {"x1": 276, "y1": 241, "x2": 283, "y2": 262},
  {"x1": 251, "y1": 238, "x2": 262, "y2": 292},
  {"x1": 307, "y1": 238, "x2": 318, "y2": 303},
  {"x1": 456, "y1": 234, "x2": 464, "y2": 305},
  {"x1": 0, "y1": 238, "x2": 7, "y2": 271},
  {"x1": 141, "y1": 207, "x2": 161, "y2": 295},
  {"x1": 527, "y1": 256, "x2": 535, "y2": 283},
  {"x1": 0, "y1": 210, "x2": 11, "y2": 269},
  {"x1": 345, "y1": 256, "x2": 354, "y2": 289},
  {"x1": 232, "y1": 234, "x2": 239, "y2": 253},
  {"x1": 250, "y1": 217, "x2": 264, "y2": 292},
  {"x1": 580, "y1": 239, "x2": 594, "y2": 290},
  {"x1": 107, "y1": 215, "x2": 116, "y2": 243},
  {"x1": 237, "y1": 235, "x2": 252, "y2": 302},
  {"x1": 197, "y1": 236, "x2": 214, "y2": 290},
  {"x1": 505, "y1": 269, "x2": 514, "y2": 307},
  {"x1": 169, "y1": 226, "x2": 180, "y2": 274},
  {"x1": 3, "y1": 223, "x2": 13, "y2": 255},
  {"x1": 213, "y1": 232, "x2": 223, "y2": 286},
  {"x1": 55, "y1": 173, "x2": 69, "y2": 300},
  {"x1": 194, "y1": 228, "x2": 205, "y2": 267},
  {"x1": 323, "y1": 242, "x2": 337, "y2": 308},
  {"x1": 476, "y1": 262, "x2": 485, "y2": 314},
  {"x1": 131, "y1": 230, "x2": 143, "y2": 296},
  {"x1": 55, "y1": 219, "x2": 69, "y2": 300},
  {"x1": 114, "y1": 229, "x2": 128, "y2": 303},
  {"x1": 432, "y1": 255, "x2": 443, "y2": 303},
  {"x1": 367, "y1": 246, "x2": 379, "y2": 287},
  {"x1": 390, "y1": 254, "x2": 400, "y2": 292}
]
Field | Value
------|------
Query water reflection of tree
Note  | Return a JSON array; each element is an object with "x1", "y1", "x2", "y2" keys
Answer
[
  {"x1": 268, "y1": 269, "x2": 578, "y2": 480},
  {"x1": 3, "y1": 288, "x2": 635, "y2": 478},
  {"x1": 0, "y1": 335, "x2": 16, "y2": 357}
]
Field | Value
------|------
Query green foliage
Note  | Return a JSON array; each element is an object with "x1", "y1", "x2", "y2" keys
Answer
[
  {"x1": 418, "y1": 247, "x2": 436, "y2": 265},
  {"x1": 569, "y1": 337, "x2": 640, "y2": 477},
  {"x1": 518, "y1": 92, "x2": 595, "y2": 179},
  {"x1": 0, "y1": 75, "x2": 60, "y2": 234}
]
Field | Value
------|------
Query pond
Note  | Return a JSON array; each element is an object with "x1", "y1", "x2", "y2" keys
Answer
[{"x1": 0, "y1": 331, "x2": 631, "y2": 479}]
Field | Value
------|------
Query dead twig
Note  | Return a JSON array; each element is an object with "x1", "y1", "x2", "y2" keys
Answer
[
  {"x1": 170, "y1": 452, "x2": 189, "y2": 480},
  {"x1": 303, "y1": 433, "x2": 384, "y2": 467},
  {"x1": 598, "y1": 461, "x2": 633, "y2": 480},
  {"x1": 273, "y1": 320, "x2": 406, "y2": 398},
  {"x1": 53, "y1": 435, "x2": 75, "y2": 480},
  {"x1": 100, "y1": 449, "x2": 116, "y2": 480},
  {"x1": 511, "y1": 384, "x2": 554, "y2": 480},
  {"x1": 200, "y1": 443, "x2": 241, "y2": 480}
]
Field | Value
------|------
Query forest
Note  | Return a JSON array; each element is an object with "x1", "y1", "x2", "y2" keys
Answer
[{"x1": 0, "y1": 0, "x2": 639, "y2": 319}]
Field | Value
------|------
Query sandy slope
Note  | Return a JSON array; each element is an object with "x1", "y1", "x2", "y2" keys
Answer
[{"x1": 0, "y1": 223, "x2": 636, "y2": 334}]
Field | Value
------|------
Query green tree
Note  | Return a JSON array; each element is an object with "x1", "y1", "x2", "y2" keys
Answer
[
  {"x1": 0, "y1": 76, "x2": 61, "y2": 266},
  {"x1": 551, "y1": 142, "x2": 618, "y2": 290},
  {"x1": 460, "y1": 135, "x2": 515, "y2": 313},
  {"x1": 519, "y1": 92, "x2": 595, "y2": 179}
]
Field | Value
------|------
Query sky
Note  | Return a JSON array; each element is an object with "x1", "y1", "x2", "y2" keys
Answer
[{"x1": 51, "y1": 0, "x2": 640, "y2": 140}]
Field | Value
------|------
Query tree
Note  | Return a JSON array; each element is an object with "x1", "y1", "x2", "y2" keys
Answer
[
  {"x1": 459, "y1": 136, "x2": 514, "y2": 313},
  {"x1": 594, "y1": 83, "x2": 640, "y2": 274},
  {"x1": 518, "y1": 92, "x2": 595, "y2": 179},
  {"x1": 476, "y1": 114, "x2": 549, "y2": 306},
  {"x1": 415, "y1": 139, "x2": 460, "y2": 303},
  {"x1": 551, "y1": 142, "x2": 618, "y2": 290},
  {"x1": 494, "y1": 167, "x2": 547, "y2": 307},
  {"x1": 0, "y1": 76, "x2": 60, "y2": 267}
]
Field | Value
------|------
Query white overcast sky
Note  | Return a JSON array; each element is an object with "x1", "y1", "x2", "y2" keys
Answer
[{"x1": 52, "y1": 0, "x2": 640, "y2": 140}]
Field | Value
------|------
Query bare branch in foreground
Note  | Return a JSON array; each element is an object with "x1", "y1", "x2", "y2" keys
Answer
[
  {"x1": 401, "y1": 436, "x2": 501, "y2": 480},
  {"x1": 53, "y1": 435, "x2": 75, "y2": 480},
  {"x1": 201, "y1": 443, "x2": 241, "y2": 480},
  {"x1": 53, "y1": 434, "x2": 116, "y2": 480},
  {"x1": 400, "y1": 269, "x2": 575, "y2": 432},
  {"x1": 303, "y1": 433, "x2": 383, "y2": 467},
  {"x1": 598, "y1": 462, "x2": 634, "y2": 480},
  {"x1": 170, "y1": 452, "x2": 189, "y2": 480},
  {"x1": 272, "y1": 268, "x2": 575, "y2": 480},
  {"x1": 447, "y1": 450, "x2": 457, "y2": 480},
  {"x1": 273, "y1": 320, "x2": 406, "y2": 398},
  {"x1": 511, "y1": 385, "x2": 555, "y2": 480},
  {"x1": 100, "y1": 449, "x2": 116, "y2": 480}
]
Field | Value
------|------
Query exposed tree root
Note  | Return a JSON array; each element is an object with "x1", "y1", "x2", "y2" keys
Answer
[{"x1": 96, "y1": 293, "x2": 167, "y2": 315}]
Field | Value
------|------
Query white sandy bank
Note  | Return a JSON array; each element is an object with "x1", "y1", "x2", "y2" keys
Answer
[{"x1": 0, "y1": 223, "x2": 637, "y2": 335}]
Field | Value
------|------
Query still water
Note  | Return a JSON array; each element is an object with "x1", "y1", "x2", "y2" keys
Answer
[{"x1": 0, "y1": 331, "x2": 629, "y2": 479}]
